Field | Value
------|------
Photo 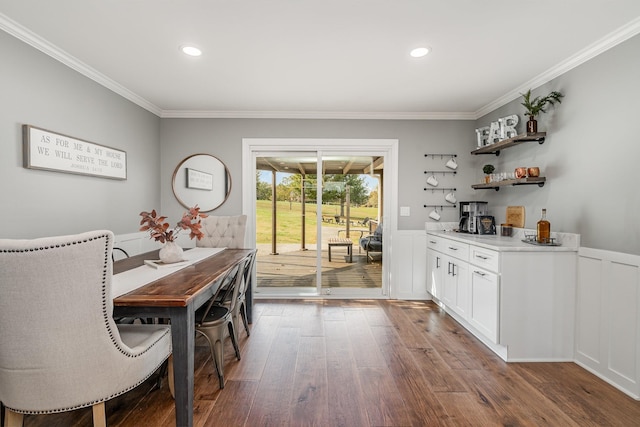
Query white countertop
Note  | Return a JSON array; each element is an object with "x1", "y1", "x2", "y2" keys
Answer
[{"x1": 426, "y1": 228, "x2": 579, "y2": 252}]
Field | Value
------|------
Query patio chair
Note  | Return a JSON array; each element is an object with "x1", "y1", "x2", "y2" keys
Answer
[{"x1": 359, "y1": 221, "x2": 383, "y2": 263}]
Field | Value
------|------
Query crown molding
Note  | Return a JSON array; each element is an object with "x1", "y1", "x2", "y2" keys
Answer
[
  {"x1": 0, "y1": 13, "x2": 162, "y2": 116},
  {"x1": 160, "y1": 109, "x2": 476, "y2": 120},
  {"x1": 3, "y1": 11, "x2": 639, "y2": 122},
  {"x1": 475, "y1": 16, "x2": 640, "y2": 119}
]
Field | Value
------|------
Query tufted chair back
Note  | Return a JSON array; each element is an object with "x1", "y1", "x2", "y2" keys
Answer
[
  {"x1": 0, "y1": 230, "x2": 172, "y2": 426},
  {"x1": 197, "y1": 215, "x2": 247, "y2": 248}
]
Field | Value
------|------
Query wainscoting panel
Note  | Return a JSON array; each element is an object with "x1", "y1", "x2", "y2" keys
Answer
[
  {"x1": 391, "y1": 230, "x2": 429, "y2": 300},
  {"x1": 576, "y1": 247, "x2": 640, "y2": 399}
]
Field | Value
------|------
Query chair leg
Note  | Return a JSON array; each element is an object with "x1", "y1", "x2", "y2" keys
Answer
[
  {"x1": 213, "y1": 339, "x2": 225, "y2": 389},
  {"x1": 5, "y1": 409, "x2": 24, "y2": 427},
  {"x1": 91, "y1": 402, "x2": 106, "y2": 427},
  {"x1": 240, "y1": 303, "x2": 250, "y2": 336},
  {"x1": 228, "y1": 321, "x2": 241, "y2": 361}
]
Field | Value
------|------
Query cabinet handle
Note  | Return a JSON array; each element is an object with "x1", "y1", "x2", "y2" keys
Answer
[
  {"x1": 448, "y1": 246, "x2": 458, "y2": 251},
  {"x1": 474, "y1": 270, "x2": 486, "y2": 277},
  {"x1": 447, "y1": 262, "x2": 452, "y2": 275},
  {"x1": 451, "y1": 263, "x2": 457, "y2": 277},
  {"x1": 476, "y1": 255, "x2": 489, "y2": 260},
  {"x1": 429, "y1": 240, "x2": 437, "y2": 244},
  {"x1": 436, "y1": 256, "x2": 440, "y2": 268}
]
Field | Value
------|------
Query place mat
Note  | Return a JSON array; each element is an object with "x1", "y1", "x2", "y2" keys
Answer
[{"x1": 111, "y1": 247, "x2": 225, "y2": 298}]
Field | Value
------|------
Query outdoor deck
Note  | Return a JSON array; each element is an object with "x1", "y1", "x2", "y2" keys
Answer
[{"x1": 256, "y1": 244, "x2": 382, "y2": 288}]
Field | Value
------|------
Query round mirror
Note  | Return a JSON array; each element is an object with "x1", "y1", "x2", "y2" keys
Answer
[{"x1": 172, "y1": 154, "x2": 231, "y2": 212}]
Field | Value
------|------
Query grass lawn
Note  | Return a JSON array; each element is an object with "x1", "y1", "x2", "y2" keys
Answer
[{"x1": 256, "y1": 200, "x2": 378, "y2": 244}]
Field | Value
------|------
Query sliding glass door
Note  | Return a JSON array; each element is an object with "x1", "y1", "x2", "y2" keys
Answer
[{"x1": 244, "y1": 138, "x2": 397, "y2": 299}]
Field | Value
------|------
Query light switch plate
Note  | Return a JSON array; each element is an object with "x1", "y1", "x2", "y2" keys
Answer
[{"x1": 400, "y1": 206, "x2": 410, "y2": 216}]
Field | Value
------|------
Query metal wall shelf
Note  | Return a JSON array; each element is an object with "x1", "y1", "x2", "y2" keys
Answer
[
  {"x1": 472, "y1": 177, "x2": 546, "y2": 191},
  {"x1": 471, "y1": 132, "x2": 546, "y2": 156}
]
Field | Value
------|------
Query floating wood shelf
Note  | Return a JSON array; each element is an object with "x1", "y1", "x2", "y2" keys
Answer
[
  {"x1": 471, "y1": 132, "x2": 546, "y2": 156},
  {"x1": 472, "y1": 177, "x2": 546, "y2": 191}
]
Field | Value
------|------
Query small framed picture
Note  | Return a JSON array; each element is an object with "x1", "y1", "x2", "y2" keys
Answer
[{"x1": 186, "y1": 168, "x2": 213, "y2": 190}]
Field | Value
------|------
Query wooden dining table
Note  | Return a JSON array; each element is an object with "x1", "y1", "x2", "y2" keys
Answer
[{"x1": 113, "y1": 247, "x2": 255, "y2": 427}]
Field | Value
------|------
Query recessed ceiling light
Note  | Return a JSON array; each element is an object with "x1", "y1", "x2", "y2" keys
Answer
[
  {"x1": 410, "y1": 47, "x2": 430, "y2": 58},
  {"x1": 180, "y1": 45, "x2": 202, "y2": 57}
]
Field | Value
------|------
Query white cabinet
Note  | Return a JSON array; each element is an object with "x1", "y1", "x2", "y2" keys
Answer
[
  {"x1": 427, "y1": 231, "x2": 577, "y2": 362},
  {"x1": 442, "y1": 256, "x2": 469, "y2": 319},
  {"x1": 428, "y1": 237, "x2": 470, "y2": 321},
  {"x1": 469, "y1": 267, "x2": 499, "y2": 343},
  {"x1": 426, "y1": 248, "x2": 443, "y2": 300}
]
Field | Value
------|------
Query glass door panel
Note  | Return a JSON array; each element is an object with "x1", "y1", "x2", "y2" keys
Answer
[{"x1": 255, "y1": 153, "x2": 319, "y2": 294}]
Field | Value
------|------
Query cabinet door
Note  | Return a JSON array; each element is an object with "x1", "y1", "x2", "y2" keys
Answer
[
  {"x1": 453, "y1": 261, "x2": 470, "y2": 319},
  {"x1": 442, "y1": 256, "x2": 470, "y2": 320},
  {"x1": 469, "y1": 268, "x2": 499, "y2": 343},
  {"x1": 442, "y1": 256, "x2": 457, "y2": 308},
  {"x1": 427, "y1": 249, "x2": 443, "y2": 300}
]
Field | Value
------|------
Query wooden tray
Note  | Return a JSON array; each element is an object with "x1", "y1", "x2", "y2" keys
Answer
[{"x1": 506, "y1": 206, "x2": 525, "y2": 228}]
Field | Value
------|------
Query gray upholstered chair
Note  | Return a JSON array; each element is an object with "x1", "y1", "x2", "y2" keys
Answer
[
  {"x1": 0, "y1": 230, "x2": 172, "y2": 427},
  {"x1": 197, "y1": 215, "x2": 247, "y2": 249}
]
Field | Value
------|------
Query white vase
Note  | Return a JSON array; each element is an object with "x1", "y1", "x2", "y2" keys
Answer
[{"x1": 159, "y1": 241, "x2": 184, "y2": 264}]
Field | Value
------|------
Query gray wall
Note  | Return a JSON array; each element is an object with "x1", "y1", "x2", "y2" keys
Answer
[
  {"x1": 475, "y1": 33, "x2": 640, "y2": 254},
  {"x1": 0, "y1": 31, "x2": 161, "y2": 239},
  {"x1": 3, "y1": 25, "x2": 639, "y2": 254},
  {"x1": 159, "y1": 118, "x2": 476, "y2": 230}
]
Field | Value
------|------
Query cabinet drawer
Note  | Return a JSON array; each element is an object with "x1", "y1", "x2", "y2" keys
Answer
[
  {"x1": 470, "y1": 246, "x2": 499, "y2": 272},
  {"x1": 442, "y1": 240, "x2": 469, "y2": 261},
  {"x1": 426, "y1": 235, "x2": 446, "y2": 251}
]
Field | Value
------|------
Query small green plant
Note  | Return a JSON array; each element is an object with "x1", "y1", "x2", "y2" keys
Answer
[
  {"x1": 520, "y1": 89, "x2": 564, "y2": 119},
  {"x1": 482, "y1": 164, "x2": 495, "y2": 175}
]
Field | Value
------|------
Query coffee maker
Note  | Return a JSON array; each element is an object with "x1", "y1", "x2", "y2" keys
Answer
[{"x1": 458, "y1": 201, "x2": 489, "y2": 234}]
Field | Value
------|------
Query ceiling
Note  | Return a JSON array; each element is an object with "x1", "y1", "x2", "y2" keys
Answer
[{"x1": 1, "y1": 1, "x2": 640, "y2": 119}]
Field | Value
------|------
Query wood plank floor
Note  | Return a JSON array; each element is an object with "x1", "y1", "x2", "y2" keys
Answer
[{"x1": 12, "y1": 300, "x2": 640, "y2": 427}]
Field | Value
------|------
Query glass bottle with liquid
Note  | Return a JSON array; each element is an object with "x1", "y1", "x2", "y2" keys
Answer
[{"x1": 537, "y1": 208, "x2": 550, "y2": 243}]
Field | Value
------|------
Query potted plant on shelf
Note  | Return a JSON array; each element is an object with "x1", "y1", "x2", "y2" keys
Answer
[
  {"x1": 520, "y1": 89, "x2": 564, "y2": 134},
  {"x1": 483, "y1": 164, "x2": 495, "y2": 183}
]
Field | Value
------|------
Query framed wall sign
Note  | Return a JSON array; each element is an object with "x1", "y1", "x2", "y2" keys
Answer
[
  {"x1": 23, "y1": 124, "x2": 127, "y2": 180},
  {"x1": 186, "y1": 167, "x2": 213, "y2": 190}
]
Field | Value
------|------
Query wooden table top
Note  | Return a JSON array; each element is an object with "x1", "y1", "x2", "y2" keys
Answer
[{"x1": 112, "y1": 248, "x2": 254, "y2": 308}]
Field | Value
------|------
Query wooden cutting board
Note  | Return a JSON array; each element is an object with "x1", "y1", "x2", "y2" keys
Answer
[{"x1": 506, "y1": 206, "x2": 525, "y2": 228}]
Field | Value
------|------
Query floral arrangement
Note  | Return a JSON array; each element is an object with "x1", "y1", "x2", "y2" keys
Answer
[{"x1": 139, "y1": 206, "x2": 208, "y2": 243}]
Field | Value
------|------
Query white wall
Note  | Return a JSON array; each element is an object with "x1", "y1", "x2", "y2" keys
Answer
[{"x1": 0, "y1": 31, "x2": 161, "y2": 239}]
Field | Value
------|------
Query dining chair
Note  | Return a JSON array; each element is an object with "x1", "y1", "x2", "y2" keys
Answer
[
  {"x1": 197, "y1": 214, "x2": 253, "y2": 337},
  {"x1": 213, "y1": 250, "x2": 256, "y2": 338},
  {"x1": 0, "y1": 230, "x2": 172, "y2": 427},
  {"x1": 197, "y1": 214, "x2": 247, "y2": 249},
  {"x1": 194, "y1": 255, "x2": 249, "y2": 389}
]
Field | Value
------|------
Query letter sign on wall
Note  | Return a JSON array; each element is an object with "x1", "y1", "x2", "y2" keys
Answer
[{"x1": 23, "y1": 124, "x2": 127, "y2": 180}]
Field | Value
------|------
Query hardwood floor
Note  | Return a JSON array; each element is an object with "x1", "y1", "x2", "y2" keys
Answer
[{"x1": 12, "y1": 300, "x2": 640, "y2": 426}]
